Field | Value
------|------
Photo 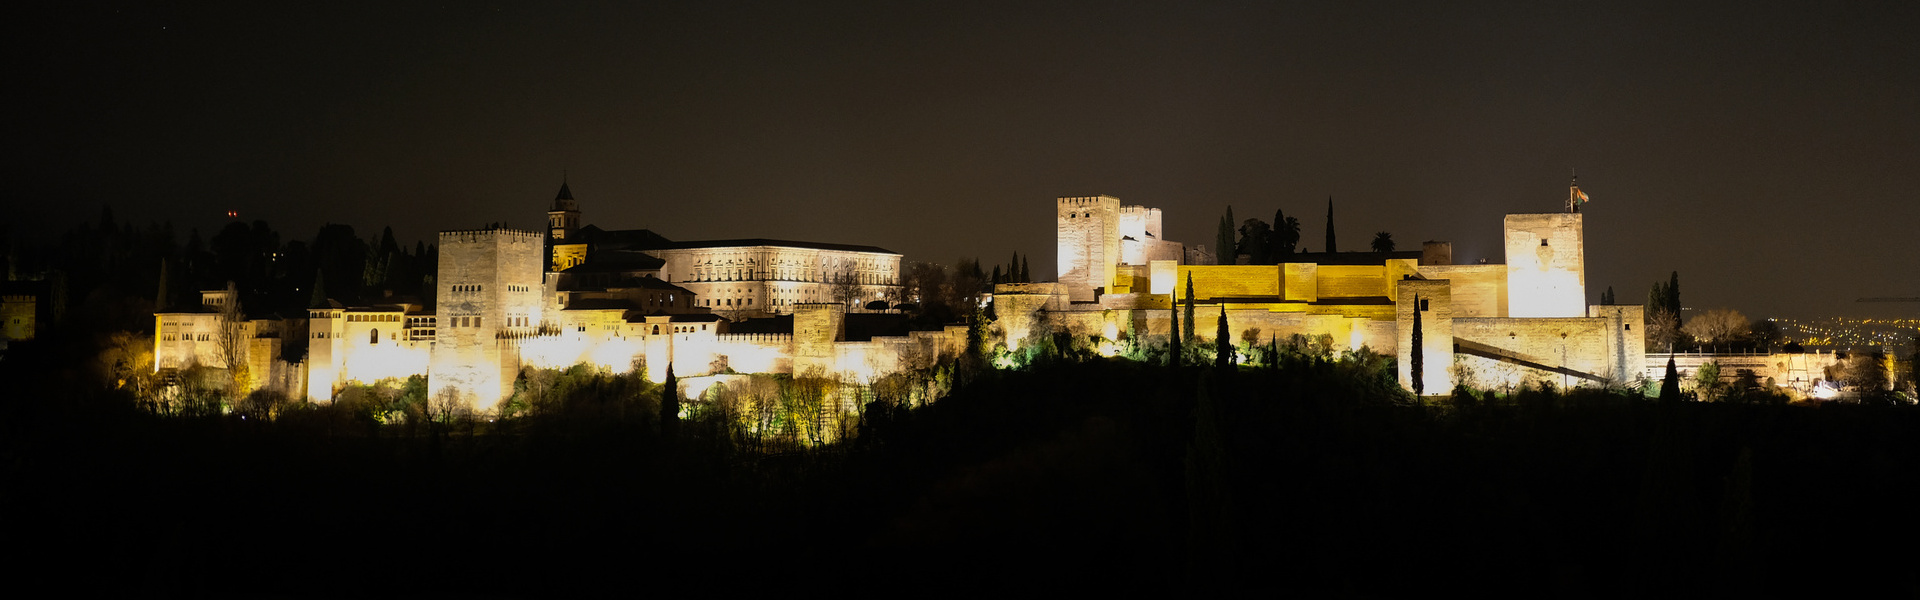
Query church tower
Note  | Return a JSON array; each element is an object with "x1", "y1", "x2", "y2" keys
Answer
[
  {"x1": 548, "y1": 181, "x2": 581, "y2": 242},
  {"x1": 546, "y1": 180, "x2": 588, "y2": 272}
]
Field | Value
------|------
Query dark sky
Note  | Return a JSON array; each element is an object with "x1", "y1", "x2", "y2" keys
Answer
[{"x1": 13, "y1": 1, "x2": 1917, "y2": 319}]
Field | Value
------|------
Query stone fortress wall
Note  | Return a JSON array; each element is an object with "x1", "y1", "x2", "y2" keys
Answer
[
  {"x1": 994, "y1": 193, "x2": 1644, "y2": 394},
  {"x1": 178, "y1": 184, "x2": 1649, "y2": 407}
]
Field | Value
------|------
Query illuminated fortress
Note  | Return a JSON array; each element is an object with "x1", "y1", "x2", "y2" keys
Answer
[
  {"x1": 156, "y1": 181, "x2": 1644, "y2": 409},
  {"x1": 294, "y1": 183, "x2": 959, "y2": 410},
  {"x1": 1002, "y1": 185, "x2": 1645, "y2": 392}
]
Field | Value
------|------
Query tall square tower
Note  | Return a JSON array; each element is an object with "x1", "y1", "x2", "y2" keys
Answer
[
  {"x1": 1504, "y1": 213, "x2": 1586, "y2": 318},
  {"x1": 1056, "y1": 195, "x2": 1121, "y2": 302},
  {"x1": 429, "y1": 227, "x2": 545, "y2": 410}
]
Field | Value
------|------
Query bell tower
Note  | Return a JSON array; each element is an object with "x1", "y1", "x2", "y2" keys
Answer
[{"x1": 548, "y1": 179, "x2": 581, "y2": 242}]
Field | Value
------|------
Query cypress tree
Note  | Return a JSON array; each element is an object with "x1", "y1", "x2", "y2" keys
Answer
[
  {"x1": 1411, "y1": 294, "x2": 1424, "y2": 397},
  {"x1": 661, "y1": 363, "x2": 680, "y2": 439},
  {"x1": 1667, "y1": 271, "x2": 1681, "y2": 315},
  {"x1": 309, "y1": 270, "x2": 328, "y2": 308},
  {"x1": 1020, "y1": 255, "x2": 1030, "y2": 283},
  {"x1": 1169, "y1": 299, "x2": 1183, "y2": 368},
  {"x1": 1184, "y1": 273, "x2": 1197, "y2": 343},
  {"x1": 1216, "y1": 207, "x2": 1236, "y2": 265},
  {"x1": 1659, "y1": 357, "x2": 1682, "y2": 402},
  {"x1": 1215, "y1": 305, "x2": 1233, "y2": 369},
  {"x1": 155, "y1": 258, "x2": 170, "y2": 310},
  {"x1": 1324, "y1": 196, "x2": 1337, "y2": 253}
]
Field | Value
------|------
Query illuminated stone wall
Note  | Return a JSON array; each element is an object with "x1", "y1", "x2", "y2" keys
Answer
[
  {"x1": 430, "y1": 228, "x2": 545, "y2": 410},
  {"x1": 1417, "y1": 264, "x2": 1507, "y2": 317},
  {"x1": 1451, "y1": 317, "x2": 1614, "y2": 389},
  {"x1": 1589, "y1": 304, "x2": 1645, "y2": 383},
  {"x1": 1173, "y1": 265, "x2": 1281, "y2": 300},
  {"x1": 1118, "y1": 205, "x2": 1183, "y2": 266},
  {"x1": 1057, "y1": 195, "x2": 1121, "y2": 301},
  {"x1": 650, "y1": 244, "x2": 901, "y2": 317},
  {"x1": 1504, "y1": 213, "x2": 1585, "y2": 318},
  {"x1": 1644, "y1": 351, "x2": 1845, "y2": 393},
  {"x1": 1315, "y1": 265, "x2": 1388, "y2": 299},
  {"x1": 1396, "y1": 279, "x2": 1454, "y2": 392}
]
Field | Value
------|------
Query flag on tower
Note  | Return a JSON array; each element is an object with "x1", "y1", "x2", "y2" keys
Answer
[{"x1": 1573, "y1": 187, "x2": 1590, "y2": 203}]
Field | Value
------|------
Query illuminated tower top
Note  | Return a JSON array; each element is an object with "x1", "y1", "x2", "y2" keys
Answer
[{"x1": 549, "y1": 180, "x2": 581, "y2": 242}]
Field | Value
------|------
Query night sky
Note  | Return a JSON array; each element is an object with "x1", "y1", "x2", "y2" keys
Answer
[{"x1": 14, "y1": 1, "x2": 1917, "y2": 319}]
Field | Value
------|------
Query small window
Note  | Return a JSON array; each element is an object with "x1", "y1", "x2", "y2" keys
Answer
[{"x1": 1625, "y1": 324, "x2": 1632, "y2": 331}]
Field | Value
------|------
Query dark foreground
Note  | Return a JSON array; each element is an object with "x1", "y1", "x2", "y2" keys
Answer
[{"x1": 4, "y1": 358, "x2": 1919, "y2": 597}]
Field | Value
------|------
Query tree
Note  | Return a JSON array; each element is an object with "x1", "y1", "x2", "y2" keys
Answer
[
  {"x1": 1183, "y1": 273, "x2": 1196, "y2": 343},
  {"x1": 1646, "y1": 307, "x2": 1681, "y2": 352},
  {"x1": 1667, "y1": 271, "x2": 1681, "y2": 316},
  {"x1": 1748, "y1": 319, "x2": 1785, "y2": 351},
  {"x1": 1601, "y1": 286, "x2": 1615, "y2": 305},
  {"x1": 1215, "y1": 207, "x2": 1236, "y2": 265},
  {"x1": 1371, "y1": 231, "x2": 1394, "y2": 252},
  {"x1": 1214, "y1": 306, "x2": 1234, "y2": 369},
  {"x1": 660, "y1": 363, "x2": 680, "y2": 439},
  {"x1": 1236, "y1": 219, "x2": 1273, "y2": 265},
  {"x1": 1273, "y1": 209, "x2": 1301, "y2": 259},
  {"x1": 1019, "y1": 254, "x2": 1030, "y2": 283},
  {"x1": 831, "y1": 270, "x2": 861, "y2": 308},
  {"x1": 1411, "y1": 294, "x2": 1424, "y2": 396},
  {"x1": 213, "y1": 281, "x2": 251, "y2": 397},
  {"x1": 1684, "y1": 309, "x2": 1750, "y2": 351},
  {"x1": 1324, "y1": 196, "x2": 1337, "y2": 253},
  {"x1": 1693, "y1": 360, "x2": 1723, "y2": 401},
  {"x1": 1168, "y1": 298, "x2": 1182, "y2": 368},
  {"x1": 1659, "y1": 357, "x2": 1682, "y2": 402}
]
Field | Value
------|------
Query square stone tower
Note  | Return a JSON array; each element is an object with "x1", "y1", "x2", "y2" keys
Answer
[
  {"x1": 1503, "y1": 213, "x2": 1586, "y2": 318},
  {"x1": 1056, "y1": 195, "x2": 1121, "y2": 302},
  {"x1": 1397, "y1": 278, "x2": 1454, "y2": 393},
  {"x1": 430, "y1": 227, "x2": 545, "y2": 410}
]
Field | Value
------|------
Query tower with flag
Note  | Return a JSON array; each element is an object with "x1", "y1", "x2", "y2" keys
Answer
[{"x1": 1567, "y1": 173, "x2": 1590, "y2": 213}]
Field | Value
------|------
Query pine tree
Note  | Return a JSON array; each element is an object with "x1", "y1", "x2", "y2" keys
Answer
[
  {"x1": 1184, "y1": 273, "x2": 1197, "y2": 343},
  {"x1": 1324, "y1": 196, "x2": 1337, "y2": 253},
  {"x1": 661, "y1": 363, "x2": 681, "y2": 439},
  {"x1": 1411, "y1": 294, "x2": 1424, "y2": 396},
  {"x1": 1215, "y1": 305, "x2": 1233, "y2": 369}
]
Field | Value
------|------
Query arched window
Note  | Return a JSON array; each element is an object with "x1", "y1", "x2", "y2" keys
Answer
[{"x1": 370, "y1": 328, "x2": 379, "y2": 344}]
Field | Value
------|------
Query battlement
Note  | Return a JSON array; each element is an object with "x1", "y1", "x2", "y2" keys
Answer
[
  {"x1": 1057, "y1": 195, "x2": 1121, "y2": 207},
  {"x1": 717, "y1": 333, "x2": 793, "y2": 344},
  {"x1": 440, "y1": 228, "x2": 543, "y2": 242}
]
